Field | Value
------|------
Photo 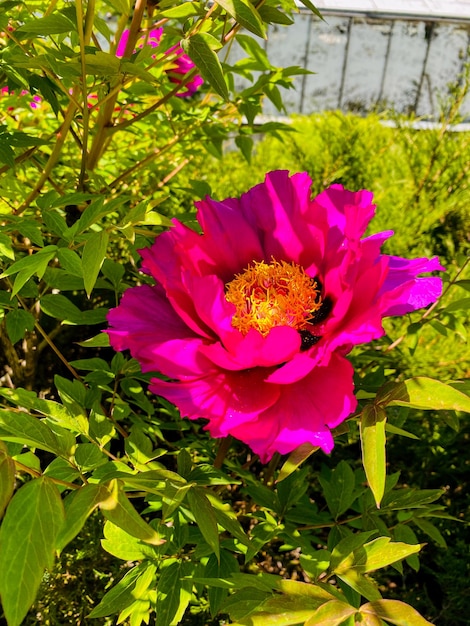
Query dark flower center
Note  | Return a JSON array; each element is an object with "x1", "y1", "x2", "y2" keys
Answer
[{"x1": 225, "y1": 259, "x2": 324, "y2": 338}]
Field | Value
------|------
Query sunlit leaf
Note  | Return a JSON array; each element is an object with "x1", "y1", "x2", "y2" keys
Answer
[
  {"x1": 214, "y1": 0, "x2": 266, "y2": 38},
  {"x1": 360, "y1": 404, "x2": 386, "y2": 508},
  {"x1": 181, "y1": 34, "x2": 228, "y2": 100},
  {"x1": 0, "y1": 478, "x2": 64, "y2": 626},
  {"x1": 360, "y1": 599, "x2": 433, "y2": 626}
]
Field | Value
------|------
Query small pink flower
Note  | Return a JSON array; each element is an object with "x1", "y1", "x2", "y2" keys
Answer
[
  {"x1": 1, "y1": 86, "x2": 42, "y2": 110},
  {"x1": 107, "y1": 171, "x2": 444, "y2": 462},
  {"x1": 116, "y1": 27, "x2": 203, "y2": 98}
]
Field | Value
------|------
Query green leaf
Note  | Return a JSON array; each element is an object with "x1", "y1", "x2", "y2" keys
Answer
[
  {"x1": 0, "y1": 139, "x2": 15, "y2": 167},
  {"x1": 222, "y1": 587, "x2": 272, "y2": 621},
  {"x1": 82, "y1": 230, "x2": 109, "y2": 297},
  {"x1": 101, "y1": 520, "x2": 158, "y2": 561},
  {"x1": 0, "y1": 233, "x2": 15, "y2": 260},
  {"x1": 0, "y1": 246, "x2": 57, "y2": 297},
  {"x1": 156, "y1": 562, "x2": 184, "y2": 626},
  {"x1": 0, "y1": 408, "x2": 73, "y2": 456},
  {"x1": 330, "y1": 531, "x2": 376, "y2": 569},
  {"x1": 318, "y1": 460, "x2": 357, "y2": 519},
  {"x1": 0, "y1": 387, "x2": 88, "y2": 436},
  {"x1": 278, "y1": 443, "x2": 319, "y2": 482},
  {"x1": 5, "y1": 309, "x2": 35, "y2": 344},
  {"x1": 87, "y1": 564, "x2": 147, "y2": 618},
  {"x1": 181, "y1": 34, "x2": 229, "y2": 100},
  {"x1": 297, "y1": 0, "x2": 324, "y2": 20},
  {"x1": 214, "y1": 0, "x2": 266, "y2": 38},
  {"x1": 357, "y1": 538, "x2": 422, "y2": 573},
  {"x1": 99, "y1": 479, "x2": 164, "y2": 545},
  {"x1": 0, "y1": 442, "x2": 15, "y2": 519},
  {"x1": 17, "y1": 13, "x2": 75, "y2": 35},
  {"x1": 160, "y1": 3, "x2": 202, "y2": 18},
  {"x1": 412, "y1": 517, "x2": 447, "y2": 548},
  {"x1": 0, "y1": 478, "x2": 65, "y2": 626},
  {"x1": 360, "y1": 405, "x2": 386, "y2": 508},
  {"x1": 304, "y1": 600, "x2": 356, "y2": 626},
  {"x1": 186, "y1": 487, "x2": 220, "y2": 561},
  {"x1": 381, "y1": 377, "x2": 470, "y2": 412},
  {"x1": 360, "y1": 600, "x2": 433, "y2": 626},
  {"x1": 56, "y1": 484, "x2": 104, "y2": 552},
  {"x1": 77, "y1": 332, "x2": 110, "y2": 348},
  {"x1": 205, "y1": 551, "x2": 240, "y2": 617}
]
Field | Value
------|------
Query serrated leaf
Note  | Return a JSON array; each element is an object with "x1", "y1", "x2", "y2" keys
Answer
[
  {"x1": 99, "y1": 479, "x2": 164, "y2": 545},
  {"x1": 381, "y1": 377, "x2": 470, "y2": 412},
  {"x1": 214, "y1": 0, "x2": 266, "y2": 38},
  {"x1": 304, "y1": 599, "x2": 356, "y2": 626},
  {"x1": 186, "y1": 487, "x2": 220, "y2": 561},
  {"x1": 181, "y1": 34, "x2": 228, "y2": 100},
  {"x1": 82, "y1": 230, "x2": 109, "y2": 297},
  {"x1": 360, "y1": 405, "x2": 386, "y2": 508},
  {"x1": 360, "y1": 600, "x2": 433, "y2": 626},
  {"x1": 0, "y1": 478, "x2": 64, "y2": 626},
  {"x1": 5, "y1": 309, "x2": 35, "y2": 344}
]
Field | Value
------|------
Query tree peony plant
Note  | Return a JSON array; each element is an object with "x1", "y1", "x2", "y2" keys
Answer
[
  {"x1": 116, "y1": 27, "x2": 203, "y2": 97},
  {"x1": 107, "y1": 170, "x2": 444, "y2": 461}
]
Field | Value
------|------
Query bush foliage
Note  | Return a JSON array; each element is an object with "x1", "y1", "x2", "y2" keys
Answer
[{"x1": 0, "y1": 1, "x2": 469, "y2": 626}]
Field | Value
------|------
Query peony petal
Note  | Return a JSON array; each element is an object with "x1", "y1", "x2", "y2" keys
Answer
[
  {"x1": 379, "y1": 255, "x2": 445, "y2": 316},
  {"x1": 107, "y1": 284, "x2": 211, "y2": 378},
  {"x1": 229, "y1": 353, "x2": 357, "y2": 461},
  {"x1": 149, "y1": 367, "x2": 280, "y2": 433},
  {"x1": 201, "y1": 326, "x2": 301, "y2": 370}
]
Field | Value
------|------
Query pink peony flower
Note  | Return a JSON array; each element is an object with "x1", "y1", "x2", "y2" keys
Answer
[
  {"x1": 107, "y1": 171, "x2": 444, "y2": 462},
  {"x1": 116, "y1": 27, "x2": 203, "y2": 98}
]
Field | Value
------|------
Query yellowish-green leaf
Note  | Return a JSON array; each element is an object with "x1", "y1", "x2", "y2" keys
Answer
[
  {"x1": 0, "y1": 478, "x2": 65, "y2": 626},
  {"x1": 99, "y1": 479, "x2": 164, "y2": 545},
  {"x1": 0, "y1": 442, "x2": 15, "y2": 519},
  {"x1": 304, "y1": 600, "x2": 356, "y2": 626},
  {"x1": 82, "y1": 230, "x2": 109, "y2": 297},
  {"x1": 361, "y1": 599, "x2": 433, "y2": 626},
  {"x1": 361, "y1": 404, "x2": 386, "y2": 508},
  {"x1": 214, "y1": 0, "x2": 266, "y2": 38},
  {"x1": 381, "y1": 377, "x2": 470, "y2": 412},
  {"x1": 56, "y1": 484, "x2": 105, "y2": 552},
  {"x1": 277, "y1": 442, "x2": 319, "y2": 482}
]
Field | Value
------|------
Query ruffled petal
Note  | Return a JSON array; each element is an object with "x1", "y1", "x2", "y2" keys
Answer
[
  {"x1": 379, "y1": 255, "x2": 445, "y2": 316},
  {"x1": 106, "y1": 284, "x2": 210, "y2": 378},
  {"x1": 229, "y1": 353, "x2": 357, "y2": 462},
  {"x1": 149, "y1": 367, "x2": 280, "y2": 433}
]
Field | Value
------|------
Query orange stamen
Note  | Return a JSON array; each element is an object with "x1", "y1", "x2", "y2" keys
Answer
[{"x1": 225, "y1": 259, "x2": 323, "y2": 336}]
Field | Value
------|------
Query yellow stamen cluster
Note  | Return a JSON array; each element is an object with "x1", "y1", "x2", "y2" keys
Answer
[{"x1": 225, "y1": 259, "x2": 323, "y2": 336}]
